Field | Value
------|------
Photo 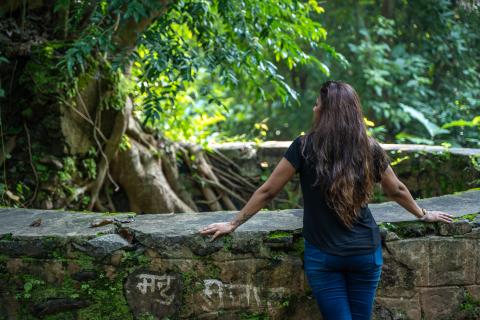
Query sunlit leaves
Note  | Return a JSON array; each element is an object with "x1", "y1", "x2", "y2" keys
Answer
[{"x1": 133, "y1": 0, "x2": 331, "y2": 126}]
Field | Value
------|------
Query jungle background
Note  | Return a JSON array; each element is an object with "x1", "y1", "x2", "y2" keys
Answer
[{"x1": 0, "y1": 0, "x2": 479, "y2": 214}]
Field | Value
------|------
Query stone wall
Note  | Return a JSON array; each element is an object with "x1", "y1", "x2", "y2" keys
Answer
[
  {"x1": 208, "y1": 141, "x2": 480, "y2": 203},
  {"x1": 1, "y1": 190, "x2": 480, "y2": 319}
]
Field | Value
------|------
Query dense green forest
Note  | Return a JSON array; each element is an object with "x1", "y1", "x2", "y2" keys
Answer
[{"x1": 0, "y1": 0, "x2": 479, "y2": 213}]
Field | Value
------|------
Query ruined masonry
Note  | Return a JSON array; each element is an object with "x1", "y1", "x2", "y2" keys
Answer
[{"x1": 0, "y1": 189, "x2": 479, "y2": 319}]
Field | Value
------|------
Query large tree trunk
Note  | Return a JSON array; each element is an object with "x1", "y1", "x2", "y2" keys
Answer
[{"x1": 0, "y1": 0, "x2": 241, "y2": 214}]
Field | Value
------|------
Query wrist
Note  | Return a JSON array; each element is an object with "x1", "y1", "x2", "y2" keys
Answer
[
  {"x1": 229, "y1": 220, "x2": 240, "y2": 230},
  {"x1": 418, "y1": 207, "x2": 428, "y2": 220}
]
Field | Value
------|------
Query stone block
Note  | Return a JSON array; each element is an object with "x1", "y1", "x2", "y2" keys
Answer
[
  {"x1": 385, "y1": 231, "x2": 400, "y2": 242},
  {"x1": 287, "y1": 295, "x2": 323, "y2": 320},
  {"x1": 438, "y1": 221, "x2": 472, "y2": 236},
  {"x1": 461, "y1": 227, "x2": 480, "y2": 239},
  {"x1": 0, "y1": 238, "x2": 58, "y2": 258},
  {"x1": 213, "y1": 259, "x2": 271, "y2": 283},
  {"x1": 465, "y1": 285, "x2": 480, "y2": 300},
  {"x1": 472, "y1": 214, "x2": 480, "y2": 228},
  {"x1": 185, "y1": 278, "x2": 267, "y2": 315},
  {"x1": 426, "y1": 237, "x2": 476, "y2": 286},
  {"x1": 125, "y1": 269, "x2": 183, "y2": 319},
  {"x1": 257, "y1": 256, "x2": 305, "y2": 293},
  {"x1": 384, "y1": 239, "x2": 428, "y2": 286},
  {"x1": 419, "y1": 286, "x2": 464, "y2": 319},
  {"x1": 376, "y1": 250, "x2": 416, "y2": 298},
  {"x1": 74, "y1": 234, "x2": 132, "y2": 258},
  {"x1": 374, "y1": 294, "x2": 421, "y2": 320}
]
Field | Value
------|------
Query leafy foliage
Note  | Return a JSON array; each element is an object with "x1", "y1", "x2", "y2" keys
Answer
[
  {"x1": 132, "y1": 0, "x2": 333, "y2": 128},
  {"x1": 317, "y1": 0, "x2": 480, "y2": 146}
]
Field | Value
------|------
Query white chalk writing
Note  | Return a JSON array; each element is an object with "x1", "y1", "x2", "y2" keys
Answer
[
  {"x1": 135, "y1": 273, "x2": 176, "y2": 305},
  {"x1": 202, "y1": 279, "x2": 263, "y2": 311}
]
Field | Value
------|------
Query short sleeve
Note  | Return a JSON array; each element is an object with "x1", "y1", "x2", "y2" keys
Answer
[
  {"x1": 370, "y1": 138, "x2": 391, "y2": 183},
  {"x1": 283, "y1": 135, "x2": 304, "y2": 173}
]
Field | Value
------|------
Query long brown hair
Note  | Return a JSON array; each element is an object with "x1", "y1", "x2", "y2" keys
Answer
[{"x1": 300, "y1": 80, "x2": 375, "y2": 230}]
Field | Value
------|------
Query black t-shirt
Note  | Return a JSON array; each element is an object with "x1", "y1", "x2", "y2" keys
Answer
[{"x1": 283, "y1": 134, "x2": 390, "y2": 256}]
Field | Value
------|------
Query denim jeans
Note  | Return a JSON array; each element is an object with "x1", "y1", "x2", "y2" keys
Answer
[{"x1": 303, "y1": 238, "x2": 383, "y2": 320}]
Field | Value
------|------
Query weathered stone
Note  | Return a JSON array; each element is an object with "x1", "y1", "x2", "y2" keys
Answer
[
  {"x1": 383, "y1": 239, "x2": 428, "y2": 286},
  {"x1": 287, "y1": 295, "x2": 323, "y2": 320},
  {"x1": 263, "y1": 232, "x2": 294, "y2": 249},
  {"x1": 0, "y1": 191, "x2": 479, "y2": 319},
  {"x1": 71, "y1": 270, "x2": 97, "y2": 282},
  {"x1": 43, "y1": 261, "x2": 65, "y2": 283},
  {"x1": 472, "y1": 215, "x2": 480, "y2": 228},
  {"x1": 427, "y1": 237, "x2": 476, "y2": 286},
  {"x1": 371, "y1": 190, "x2": 480, "y2": 223},
  {"x1": 0, "y1": 238, "x2": 58, "y2": 258},
  {"x1": 228, "y1": 232, "x2": 264, "y2": 254},
  {"x1": 213, "y1": 259, "x2": 271, "y2": 283},
  {"x1": 0, "y1": 209, "x2": 119, "y2": 239},
  {"x1": 374, "y1": 294, "x2": 421, "y2": 320},
  {"x1": 393, "y1": 221, "x2": 437, "y2": 238},
  {"x1": 75, "y1": 233, "x2": 132, "y2": 258},
  {"x1": 465, "y1": 285, "x2": 480, "y2": 299},
  {"x1": 460, "y1": 227, "x2": 480, "y2": 239},
  {"x1": 125, "y1": 269, "x2": 183, "y2": 319},
  {"x1": 109, "y1": 250, "x2": 125, "y2": 266},
  {"x1": 32, "y1": 298, "x2": 90, "y2": 316},
  {"x1": 438, "y1": 220, "x2": 472, "y2": 236},
  {"x1": 385, "y1": 231, "x2": 400, "y2": 242},
  {"x1": 6, "y1": 258, "x2": 65, "y2": 284},
  {"x1": 419, "y1": 286, "x2": 464, "y2": 319},
  {"x1": 261, "y1": 256, "x2": 305, "y2": 293},
  {"x1": 186, "y1": 278, "x2": 269, "y2": 315},
  {"x1": 376, "y1": 250, "x2": 416, "y2": 298}
]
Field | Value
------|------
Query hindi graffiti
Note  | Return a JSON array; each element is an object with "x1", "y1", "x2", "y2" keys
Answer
[
  {"x1": 201, "y1": 279, "x2": 280, "y2": 312},
  {"x1": 135, "y1": 273, "x2": 176, "y2": 305},
  {"x1": 125, "y1": 270, "x2": 182, "y2": 319}
]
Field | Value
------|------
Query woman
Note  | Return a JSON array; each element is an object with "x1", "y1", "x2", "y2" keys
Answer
[{"x1": 199, "y1": 80, "x2": 454, "y2": 319}]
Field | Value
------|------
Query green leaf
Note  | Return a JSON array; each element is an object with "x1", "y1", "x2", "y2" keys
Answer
[{"x1": 399, "y1": 103, "x2": 449, "y2": 138}]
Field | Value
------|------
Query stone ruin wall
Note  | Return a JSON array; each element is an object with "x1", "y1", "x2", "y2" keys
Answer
[
  {"x1": 0, "y1": 189, "x2": 480, "y2": 320},
  {"x1": 1, "y1": 143, "x2": 480, "y2": 320},
  {"x1": 208, "y1": 141, "x2": 480, "y2": 201}
]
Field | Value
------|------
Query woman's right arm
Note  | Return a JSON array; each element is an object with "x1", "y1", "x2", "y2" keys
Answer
[{"x1": 380, "y1": 165, "x2": 454, "y2": 223}]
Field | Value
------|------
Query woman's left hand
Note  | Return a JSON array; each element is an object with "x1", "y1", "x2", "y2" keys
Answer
[{"x1": 199, "y1": 222, "x2": 236, "y2": 241}]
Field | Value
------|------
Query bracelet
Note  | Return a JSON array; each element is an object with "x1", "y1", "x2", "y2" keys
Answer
[{"x1": 419, "y1": 207, "x2": 428, "y2": 219}]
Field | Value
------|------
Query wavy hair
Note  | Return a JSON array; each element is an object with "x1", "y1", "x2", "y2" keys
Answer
[{"x1": 300, "y1": 80, "x2": 375, "y2": 230}]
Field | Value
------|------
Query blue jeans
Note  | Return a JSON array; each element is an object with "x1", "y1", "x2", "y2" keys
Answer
[{"x1": 303, "y1": 239, "x2": 383, "y2": 320}]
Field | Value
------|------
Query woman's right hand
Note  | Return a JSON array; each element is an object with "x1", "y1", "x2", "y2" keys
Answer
[{"x1": 420, "y1": 210, "x2": 454, "y2": 223}]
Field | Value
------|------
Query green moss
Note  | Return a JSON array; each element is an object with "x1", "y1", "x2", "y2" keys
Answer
[
  {"x1": 271, "y1": 252, "x2": 287, "y2": 261},
  {"x1": 266, "y1": 231, "x2": 292, "y2": 240},
  {"x1": 181, "y1": 271, "x2": 204, "y2": 295},
  {"x1": 205, "y1": 263, "x2": 221, "y2": 279},
  {"x1": 378, "y1": 221, "x2": 436, "y2": 238},
  {"x1": 101, "y1": 212, "x2": 137, "y2": 217},
  {"x1": 459, "y1": 291, "x2": 480, "y2": 318},
  {"x1": 292, "y1": 238, "x2": 304, "y2": 258},
  {"x1": 238, "y1": 311, "x2": 269, "y2": 320},
  {"x1": 9, "y1": 247, "x2": 153, "y2": 319},
  {"x1": 454, "y1": 212, "x2": 479, "y2": 222},
  {"x1": 137, "y1": 313, "x2": 156, "y2": 320},
  {"x1": 0, "y1": 254, "x2": 9, "y2": 263},
  {"x1": 21, "y1": 256, "x2": 38, "y2": 264},
  {"x1": 1, "y1": 233, "x2": 13, "y2": 241},
  {"x1": 222, "y1": 234, "x2": 234, "y2": 251}
]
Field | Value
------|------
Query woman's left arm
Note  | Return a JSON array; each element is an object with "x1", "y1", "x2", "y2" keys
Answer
[{"x1": 199, "y1": 157, "x2": 297, "y2": 241}]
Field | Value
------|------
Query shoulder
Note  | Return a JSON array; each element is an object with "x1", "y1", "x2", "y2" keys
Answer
[
  {"x1": 368, "y1": 136, "x2": 391, "y2": 181},
  {"x1": 368, "y1": 136, "x2": 386, "y2": 156},
  {"x1": 288, "y1": 134, "x2": 306, "y2": 148}
]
